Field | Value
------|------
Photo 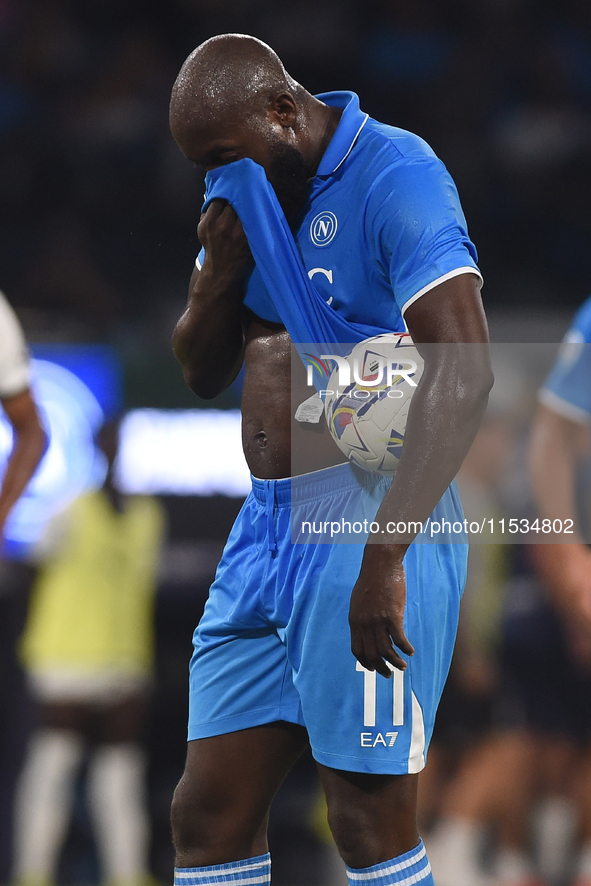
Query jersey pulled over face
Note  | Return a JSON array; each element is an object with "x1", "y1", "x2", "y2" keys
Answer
[
  {"x1": 176, "y1": 110, "x2": 311, "y2": 228},
  {"x1": 196, "y1": 93, "x2": 482, "y2": 480},
  {"x1": 198, "y1": 92, "x2": 481, "y2": 337}
]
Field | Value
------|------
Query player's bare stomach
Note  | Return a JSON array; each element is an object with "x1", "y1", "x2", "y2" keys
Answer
[{"x1": 241, "y1": 320, "x2": 346, "y2": 480}]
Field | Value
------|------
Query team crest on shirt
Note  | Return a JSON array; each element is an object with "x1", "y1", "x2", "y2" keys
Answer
[{"x1": 310, "y1": 211, "x2": 338, "y2": 247}]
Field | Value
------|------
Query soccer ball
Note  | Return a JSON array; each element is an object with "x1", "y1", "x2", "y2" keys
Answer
[{"x1": 324, "y1": 333, "x2": 424, "y2": 475}]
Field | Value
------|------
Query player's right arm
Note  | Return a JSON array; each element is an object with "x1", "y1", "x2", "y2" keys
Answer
[
  {"x1": 528, "y1": 404, "x2": 591, "y2": 627},
  {"x1": 0, "y1": 292, "x2": 46, "y2": 538},
  {"x1": 172, "y1": 201, "x2": 252, "y2": 399},
  {"x1": 528, "y1": 299, "x2": 591, "y2": 627}
]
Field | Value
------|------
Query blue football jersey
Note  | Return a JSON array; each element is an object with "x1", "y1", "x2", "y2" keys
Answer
[
  {"x1": 197, "y1": 91, "x2": 481, "y2": 330},
  {"x1": 540, "y1": 295, "x2": 591, "y2": 423}
]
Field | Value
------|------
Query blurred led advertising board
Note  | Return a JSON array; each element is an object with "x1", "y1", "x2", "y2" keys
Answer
[
  {"x1": 116, "y1": 408, "x2": 249, "y2": 497},
  {"x1": 0, "y1": 345, "x2": 248, "y2": 556},
  {"x1": 0, "y1": 345, "x2": 119, "y2": 556}
]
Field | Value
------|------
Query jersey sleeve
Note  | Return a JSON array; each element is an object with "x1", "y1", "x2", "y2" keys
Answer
[
  {"x1": 539, "y1": 296, "x2": 591, "y2": 423},
  {"x1": 369, "y1": 155, "x2": 482, "y2": 315},
  {"x1": 0, "y1": 291, "x2": 30, "y2": 398}
]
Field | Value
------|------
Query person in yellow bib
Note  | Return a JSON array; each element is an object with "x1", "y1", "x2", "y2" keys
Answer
[{"x1": 12, "y1": 420, "x2": 165, "y2": 886}]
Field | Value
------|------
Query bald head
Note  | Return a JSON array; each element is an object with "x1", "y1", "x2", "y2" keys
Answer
[
  {"x1": 170, "y1": 34, "x2": 303, "y2": 136},
  {"x1": 169, "y1": 34, "x2": 343, "y2": 224}
]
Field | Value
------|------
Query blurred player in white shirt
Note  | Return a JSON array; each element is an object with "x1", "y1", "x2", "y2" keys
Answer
[
  {"x1": 0, "y1": 291, "x2": 46, "y2": 537},
  {"x1": 0, "y1": 290, "x2": 45, "y2": 881}
]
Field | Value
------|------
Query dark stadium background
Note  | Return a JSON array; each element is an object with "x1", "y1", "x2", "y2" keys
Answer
[{"x1": 1, "y1": 0, "x2": 591, "y2": 883}]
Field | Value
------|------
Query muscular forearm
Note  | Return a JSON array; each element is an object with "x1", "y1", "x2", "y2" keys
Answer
[
  {"x1": 528, "y1": 405, "x2": 591, "y2": 606},
  {"x1": 371, "y1": 346, "x2": 493, "y2": 552},
  {"x1": 349, "y1": 348, "x2": 491, "y2": 675},
  {"x1": 529, "y1": 405, "x2": 585, "y2": 541},
  {"x1": 173, "y1": 265, "x2": 245, "y2": 399},
  {"x1": 173, "y1": 201, "x2": 253, "y2": 399},
  {"x1": 348, "y1": 276, "x2": 491, "y2": 674}
]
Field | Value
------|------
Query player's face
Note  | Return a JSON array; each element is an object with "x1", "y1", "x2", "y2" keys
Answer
[
  {"x1": 182, "y1": 119, "x2": 271, "y2": 171},
  {"x1": 177, "y1": 117, "x2": 309, "y2": 226}
]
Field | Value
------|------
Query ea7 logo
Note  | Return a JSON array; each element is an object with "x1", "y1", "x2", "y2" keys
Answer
[
  {"x1": 310, "y1": 211, "x2": 338, "y2": 247},
  {"x1": 360, "y1": 732, "x2": 399, "y2": 747}
]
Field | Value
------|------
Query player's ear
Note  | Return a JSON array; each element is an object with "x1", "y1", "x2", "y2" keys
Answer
[{"x1": 268, "y1": 92, "x2": 297, "y2": 129}]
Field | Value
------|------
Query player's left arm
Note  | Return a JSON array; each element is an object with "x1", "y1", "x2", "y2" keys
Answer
[
  {"x1": 0, "y1": 388, "x2": 46, "y2": 537},
  {"x1": 349, "y1": 272, "x2": 493, "y2": 676}
]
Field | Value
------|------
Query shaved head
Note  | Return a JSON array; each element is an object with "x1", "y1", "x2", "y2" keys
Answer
[
  {"x1": 170, "y1": 34, "x2": 303, "y2": 135},
  {"x1": 169, "y1": 34, "x2": 342, "y2": 225}
]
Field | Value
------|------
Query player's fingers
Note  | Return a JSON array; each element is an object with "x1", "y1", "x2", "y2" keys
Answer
[
  {"x1": 198, "y1": 201, "x2": 234, "y2": 238},
  {"x1": 358, "y1": 628, "x2": 394, "y2": 678},
  {"x1": 199, "y1": 200, "x2": 226, "y2": 227},
  {"x1": 351, "y1": 627, "x2": 384, "y2": 675},
  {"x1": 218, "y1": 202, "x2": 240, "y2": 224},
  {"x1": 375, "y1": 626, "x2": 408, "y2": 673},
  {"x1": 197, "y1": 208, "x2": 218, "y2": 242},
  {"x1": 214, "y1": 205, "x2": 249, "y2": 246},
  {"x1": 350, "y1": 627, "x2": 371, "y2": 669},
  {"x1": 386, "y1": 620, "x2": 415, "y2": 658},
  {"x1": 204, "y1": 198, "x2": 228, "y2": 216},
  {"x1": 198, "y1": 204, "x2": 248, "y2": 255}
]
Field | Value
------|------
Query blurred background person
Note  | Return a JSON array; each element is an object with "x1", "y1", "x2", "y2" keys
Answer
[
  {"x1": 529, "y1": 294, "x2": 591, "y2": 886},
  {"x1": 0, "y1": 289, "x2": 46, "y2": 538},
  {"x1": 529, "y1": 295, "x2": 591, "y2": 629},
  {"x1": 0, "y1": 288, "x2": 46, "y2": 885},
  {"x1": 416, "y1": 394, "x2": 513, "y2": 828},
  {"x1": 12, "y1": 419, "x2": 165, "y2": 886},
  {"x1": 426, "y1": 295, "x2": 591, "y2": 886},
  {"x1": 427, "y1": 543, "x2": 591, "y2": 886},
  {"x1": 421, "y1": 400, "x2": 536, "y2": 886},
  {"x1": 423, "y1": 352, "x2": 589, "y2": 886}
]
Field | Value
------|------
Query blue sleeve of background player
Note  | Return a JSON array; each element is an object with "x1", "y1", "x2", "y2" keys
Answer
[
  {"x1": 540, "y1": 295, "x2": 591, "y2": 422},
  {"x1": 367, "y1": 154, "x2": 482, "y2": 315}
]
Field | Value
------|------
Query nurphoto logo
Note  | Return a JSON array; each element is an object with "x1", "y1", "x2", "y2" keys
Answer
[{"x1": 304, "y1": 353, "x2": 418, "y2": 398}]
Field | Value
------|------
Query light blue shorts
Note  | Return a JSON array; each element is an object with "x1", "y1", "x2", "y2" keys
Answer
[{"x1": 188, "y1": 463, "x2": 467, "y2": 774}]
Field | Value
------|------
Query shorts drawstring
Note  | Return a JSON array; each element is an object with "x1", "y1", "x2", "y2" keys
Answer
[{"x1": 265, "y1": 480, "x2": 278, "y2": 553}]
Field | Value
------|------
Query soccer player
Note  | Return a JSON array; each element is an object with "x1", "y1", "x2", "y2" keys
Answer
[
  {"x1": 0, "y1": 289, "x2": 45, "y2": 881},
  {"x1": 13, "y1": 419, "x2": 165, "y2": 886},
  {"x1": 169, "y1": 34, "x2": 492, "y2": 886},
  {"x1": 529, "y1": 295, "x2": 591, "y2": 886},
  {"x1": 0, "y1": 291, "x2": 45, "y2": 539},
  {"x1": 529, "y1": 295, "x2": 591, "y2": 629}
]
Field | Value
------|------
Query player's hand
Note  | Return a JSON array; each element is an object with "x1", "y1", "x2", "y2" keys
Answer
[
  {"x1": 198, "y1": 200, "x2": 253, "y2": 283},
  {"x1": 349, "y1": 546, "x2": 415, "y2": 677}
]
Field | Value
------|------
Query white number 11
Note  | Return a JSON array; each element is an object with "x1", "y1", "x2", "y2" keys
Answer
[{"x1": 356, "y1": 661, "x2": 405, "y2": 727}]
